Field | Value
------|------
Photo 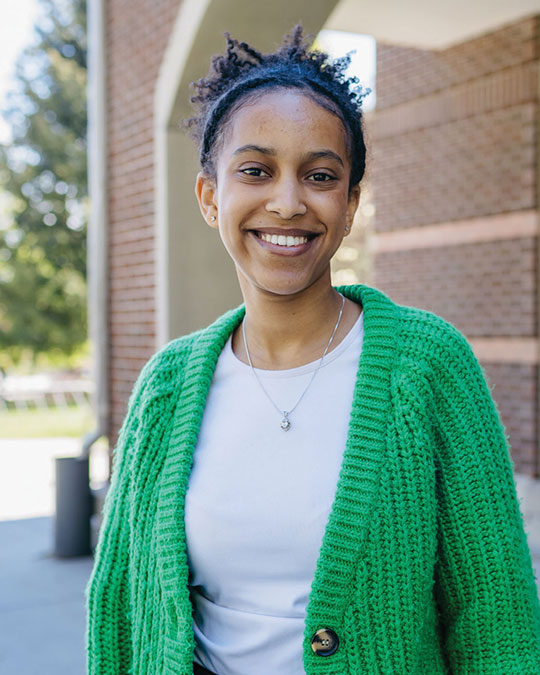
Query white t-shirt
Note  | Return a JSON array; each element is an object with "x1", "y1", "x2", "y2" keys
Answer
[{"x1": 185, "y1": 310, "x2": 364, "y2": 675}]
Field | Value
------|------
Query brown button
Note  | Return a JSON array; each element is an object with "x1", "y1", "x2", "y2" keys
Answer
[{"x1": 311, "y1": 627, "x2": 339, "y2": 656}]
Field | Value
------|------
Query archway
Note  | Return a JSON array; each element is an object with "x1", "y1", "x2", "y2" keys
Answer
[{"x1": 154, "y1": 0, "x2": 340, "y2": 344}]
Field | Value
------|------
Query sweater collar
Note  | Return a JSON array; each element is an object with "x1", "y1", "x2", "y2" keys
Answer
[{"x1": 156, "y1": 283, "x2": 401, "y2": 669}]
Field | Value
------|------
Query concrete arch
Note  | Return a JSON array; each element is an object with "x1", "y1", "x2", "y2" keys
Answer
[{"x1": 154, "y1": 0, "x2": 340, "y2": 345}]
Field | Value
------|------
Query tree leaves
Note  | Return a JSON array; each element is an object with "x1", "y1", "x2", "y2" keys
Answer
[{"x1": 0, "y1": 0, "x2": 87, "y2": 364}]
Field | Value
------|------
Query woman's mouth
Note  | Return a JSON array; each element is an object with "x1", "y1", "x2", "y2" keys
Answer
[
  {"x1": 258, "y1": 232, "x2": 308, "y2": 247},
  {"x1": 250, "y1": 230, "x2": 318, "y2": 256}
]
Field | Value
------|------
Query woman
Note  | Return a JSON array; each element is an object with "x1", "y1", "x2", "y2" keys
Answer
[{"x1": 85, "y1": 25, "x2": 540, "y2": 675}]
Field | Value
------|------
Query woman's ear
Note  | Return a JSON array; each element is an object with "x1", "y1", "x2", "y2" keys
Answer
[
  {"x1": 195, "y1": 172, "x2": 218, "y2": 229},
  {"x1": 344, "y1": 184, "x2": 361, "y2": 236}
]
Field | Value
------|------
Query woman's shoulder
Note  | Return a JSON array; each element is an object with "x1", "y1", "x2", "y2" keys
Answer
[
  {"x1": 397, "y1": 302, "x2": 470, "y2": 351},
  {"x1": 133, "y1": 302, "x2": 246, "y2": 396},
  {"x1": 344, "y1": 283, "x2": 471, "y2": 360},
  {"x1": 394, "y1": 300, "x2": 482, "y2": 385},
  {"x1": 383, "y1": 301, "x2": 492, "y2": 426},
  {"x1": 340, "y1": 284, "x2": 477, "y2": 380}
]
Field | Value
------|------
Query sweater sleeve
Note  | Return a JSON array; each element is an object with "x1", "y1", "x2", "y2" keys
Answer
[
  {"x1": 85, "y1": 367, "x2": 148, "y2": 675},
  {"x1": 432, "y1": 327, "x2": 540, "y2": 673}
]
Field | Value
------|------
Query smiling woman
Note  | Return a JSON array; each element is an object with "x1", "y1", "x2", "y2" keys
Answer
[{"x1": 85, "y1": 24, "x2": 540, "y2": 675}]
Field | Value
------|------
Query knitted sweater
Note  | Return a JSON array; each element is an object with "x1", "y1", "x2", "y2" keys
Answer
[{"x1": 85, "y1": 283, "x2": 540, "y2": 674}]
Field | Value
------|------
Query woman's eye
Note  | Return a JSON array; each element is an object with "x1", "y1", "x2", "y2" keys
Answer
[
  {"x1": 241, "y1": 167, "x2": 269, "y2": 177},
  {"x1": 308, "y1": 172, "x2": 335, "y2": 182}
]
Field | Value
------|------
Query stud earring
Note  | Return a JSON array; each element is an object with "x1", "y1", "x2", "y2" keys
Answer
[
  {"x1": 210, "y1": 215, "x2": 216, "y2": 222},
  {"x1": 344, "y1": 225, "x2": 350, "y2": 233}
]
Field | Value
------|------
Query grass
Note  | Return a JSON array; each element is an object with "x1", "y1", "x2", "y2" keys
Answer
[{"x1": 0, "y1": 405, "x2": 96, "y2": 438}]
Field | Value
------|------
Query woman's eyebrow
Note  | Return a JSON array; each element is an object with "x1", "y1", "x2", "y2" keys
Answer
[
  {"x1": 306, "y1": 150, "x2": 344, "y2": 168},
  {"x1": 232, "y1": 145, "x2": 344, "y2": 167},
  {"x1": 232, "y1": 144, "x2": 274, "y2": 156}
]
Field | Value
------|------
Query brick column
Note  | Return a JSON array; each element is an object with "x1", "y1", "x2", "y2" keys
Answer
[
  {"x1": 106, "y1": 0, "x2": 182, "y2": 445},
  {"x1": 370, "y1": 17, "x2": 539, "y2": 474}
]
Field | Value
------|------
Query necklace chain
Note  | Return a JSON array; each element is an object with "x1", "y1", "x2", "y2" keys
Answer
[{"x1": 242, "y1": 293, "x2": 346, "y2": 431}]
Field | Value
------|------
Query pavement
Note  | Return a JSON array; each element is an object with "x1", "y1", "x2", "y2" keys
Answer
[
  {"x1": 0, "y1": 438, "x2": 108, "y2": 675},
  {"x1": 0, "y1": 516, "x2": 93, "y2": 675},
  {"x1": 0, "y1": 438, "x2": 539, "y2": 675}
]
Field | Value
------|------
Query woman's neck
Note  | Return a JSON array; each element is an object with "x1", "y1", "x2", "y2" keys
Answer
[{"x1": 231, "y1": 278, "x2": 362, "y2": 370}]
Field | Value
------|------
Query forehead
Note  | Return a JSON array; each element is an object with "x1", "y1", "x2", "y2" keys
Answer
[{"x1": 219, "y1": 89, "x2": 349, "y2": 160}]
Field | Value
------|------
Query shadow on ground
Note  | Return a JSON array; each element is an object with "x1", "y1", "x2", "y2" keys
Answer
[{"x1": 0, "y1": 516, "x2": 93, "y2": 675}]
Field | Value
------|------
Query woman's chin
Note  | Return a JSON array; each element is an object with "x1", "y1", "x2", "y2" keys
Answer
[{"x1": 238, "y1": 270, "x2": 331, "y2": 300}]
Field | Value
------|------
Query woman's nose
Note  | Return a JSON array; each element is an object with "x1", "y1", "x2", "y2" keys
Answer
[{"x1": 265, "y1": 177, "x2": 307, "y2": 220}]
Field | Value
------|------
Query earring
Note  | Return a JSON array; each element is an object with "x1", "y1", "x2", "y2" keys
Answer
[
  {"x1": 344, "y1": 225, "x2": 350, "y2": 233},
  {"x1": 210, "y1": 215, "x2": 216, "y2": 222}
]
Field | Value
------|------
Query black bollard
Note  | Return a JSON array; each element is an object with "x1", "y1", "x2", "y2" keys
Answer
[{"x1": 54, "y1": 455, "x2": 93, "y2": 557}]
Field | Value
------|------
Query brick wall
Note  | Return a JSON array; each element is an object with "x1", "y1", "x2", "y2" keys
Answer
[
  {"x1": 372, "y1": 18, "x2": 538, "y2": 231},
  {"x1": 371, "y1": 16, "x2": 539, "y2": 473},
  {"x1": 107, "y1": 0, "x2": 182, "y2": 445},
  {"x1": 104, "y1": 6, "x2": 539, "y2": 472},
  {"x1": 376, "y1": 237, "x2": 536, "y2": 336},
  {"x1": 483, "y1": 362, "x2": 538, "y2": 476},
  {"x1": 372, "y1": 104, "x2": 536, "y2": 230},
  {"x1": 375, "y1": 18, "x2": 536, "y2": 110}
]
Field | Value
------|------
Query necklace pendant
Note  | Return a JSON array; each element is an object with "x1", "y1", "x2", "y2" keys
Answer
[{"x1": 280, "y1": 412, "x2": 291, "y2": 431}]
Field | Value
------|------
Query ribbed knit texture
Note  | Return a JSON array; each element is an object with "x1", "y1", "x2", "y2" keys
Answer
[{"x1": 85, "y1": 283, "x2": 540, "y2": 674}]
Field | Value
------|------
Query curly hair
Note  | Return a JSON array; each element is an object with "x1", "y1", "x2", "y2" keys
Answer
[{"x1": 185, "y1": 24, "x2": 369, "y2": 191}]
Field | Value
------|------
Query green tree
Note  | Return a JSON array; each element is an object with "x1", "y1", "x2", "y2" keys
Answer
[{"x1": 0, "y1": 0, "x2": 87, "y2": 365}]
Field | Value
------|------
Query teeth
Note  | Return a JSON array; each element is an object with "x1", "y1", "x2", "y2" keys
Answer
[{"x1": 259, "y1": 232, "x2": 309, "y2": 247}]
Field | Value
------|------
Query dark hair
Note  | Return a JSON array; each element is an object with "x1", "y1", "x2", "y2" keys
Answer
[{"x1": 185, "y1": 24, "x2": 369, "y2": 191}]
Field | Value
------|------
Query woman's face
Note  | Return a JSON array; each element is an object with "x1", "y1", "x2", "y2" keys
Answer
[{"x1": 196, "y1": 89, "x2": 360, "y2": 298}]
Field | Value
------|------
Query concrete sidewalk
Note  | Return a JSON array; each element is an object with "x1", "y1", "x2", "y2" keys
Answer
[
  {"x1": 0, "y1": 515, "x2": 93, "y2": 675},
  {"x1": 0, "y1": 438, "x2": 107, "y2": 675}
]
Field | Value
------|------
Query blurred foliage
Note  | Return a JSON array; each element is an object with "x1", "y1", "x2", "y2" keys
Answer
[
  {"x1": 0, "y1": 0, "x2": 87, "y2": 367},
  {"x1": 2, "y1": 338, "x2": 90, "y2": 373}
]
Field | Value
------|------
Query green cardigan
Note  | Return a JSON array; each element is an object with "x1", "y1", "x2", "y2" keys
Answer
[{"x1": 85, "y1": 284, "x2": 540, "y2": 674}]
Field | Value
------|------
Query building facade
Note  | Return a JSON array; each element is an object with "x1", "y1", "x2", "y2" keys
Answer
[{"x1": 95, "y1": 0, "x2": 540, "y2": 482}]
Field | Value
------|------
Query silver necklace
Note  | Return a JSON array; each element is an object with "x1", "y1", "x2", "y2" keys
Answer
[{"x1": 242, "y1": 293, "x2": 346, "y2": 431}]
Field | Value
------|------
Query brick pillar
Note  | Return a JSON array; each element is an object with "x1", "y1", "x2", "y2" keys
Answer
[
  {"x1": 106, "y1": 0, "x2": 182, "y2": 446},
  {"x1": 370, "y1": 17, "x2": 539, "y2": 475}
]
